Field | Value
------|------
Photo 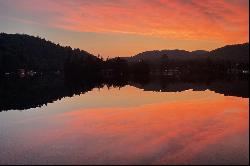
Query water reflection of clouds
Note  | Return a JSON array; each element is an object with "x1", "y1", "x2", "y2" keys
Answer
[
  {"x1": 0, "y1": 88, "x2": 248, "y2": 165},
  {"x1": 66, "y1": 97, "x2": 248, "y2": 164}
]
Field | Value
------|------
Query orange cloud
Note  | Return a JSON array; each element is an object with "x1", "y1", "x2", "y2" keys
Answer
[{"x1": 1, "y1": 0, "x2": 249, "y2": 44}]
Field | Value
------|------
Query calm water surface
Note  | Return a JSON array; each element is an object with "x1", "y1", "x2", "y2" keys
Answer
[{"x1": 0, "y1": 86, "x2": 249, "y2": 165}]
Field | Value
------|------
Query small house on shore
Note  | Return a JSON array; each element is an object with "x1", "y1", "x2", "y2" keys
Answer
[
  {"x1": 17, "y1": 69, "x2": 25, "y2": 77},
  {"x1": 163, "y1": 68, "x2": 180, "y2": 76},
  {"x1": 27, "y1": 70, "x2": 37, "y2": 76}
]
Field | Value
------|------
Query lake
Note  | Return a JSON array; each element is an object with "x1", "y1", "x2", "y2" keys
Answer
[{"x1": 0, "y1": 77, "x2": 249, "y2": 165}]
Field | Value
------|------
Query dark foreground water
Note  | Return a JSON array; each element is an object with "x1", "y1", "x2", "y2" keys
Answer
[{"x1": 0, "y1": 77, "x2": 249, "y2": 165}]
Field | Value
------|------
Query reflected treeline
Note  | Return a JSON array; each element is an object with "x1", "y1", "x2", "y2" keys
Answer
[
  {"x1": 0, "y1": 74, "x2": 248, "y2": 111},
  {"x1": 129, "y1": 75, "x2": 249, "y2": 98}
]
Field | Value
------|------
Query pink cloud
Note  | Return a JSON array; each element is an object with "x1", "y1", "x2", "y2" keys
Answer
[{"x1": 1, "y1": 0, "x2": 249, "y2": 44}]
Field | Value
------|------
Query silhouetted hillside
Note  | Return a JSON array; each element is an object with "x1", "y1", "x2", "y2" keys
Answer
[
  {"x1": 128, "y1": 49, "x2": 209, "y2": 63},
  {"x1": 0, "y1": 33, "x2": 96, "y2": 73},
  {"x1": 124, "y1": 43, "x2": 249, "y2": 76},
  {"x1": 128, "y1": 43, "x2": 249, "y2": 64},
  {"x1": 210, "y1": 43, "x2": 249, "y2": 63}
]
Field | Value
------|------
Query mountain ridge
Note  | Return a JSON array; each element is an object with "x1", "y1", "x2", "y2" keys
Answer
[{"x1": 127, "y1": 43, "x2": 249, "y2": 63}]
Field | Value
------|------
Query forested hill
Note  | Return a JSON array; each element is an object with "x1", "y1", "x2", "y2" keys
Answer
[
  {"x1": 210, "y1": 43, "x2": 249, "y2": 63},
  {"x1": 127, "y1": 50, "x2": 209, "y2": 63},
  {"x1": 0, "y1": 33, "x2": 96, "y2": 72},
  {"x1": 128, "y1": 43, "x2": 249, "y2": 63}
]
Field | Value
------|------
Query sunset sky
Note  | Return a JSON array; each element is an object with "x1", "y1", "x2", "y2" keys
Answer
[{"x1": 0, "y1": 0, "x2": 249, "y2": 57}]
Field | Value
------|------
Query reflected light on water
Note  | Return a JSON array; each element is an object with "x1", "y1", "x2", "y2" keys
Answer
[{"x1": 0, "y1": 86, "x2": 248, "y2": 165}]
